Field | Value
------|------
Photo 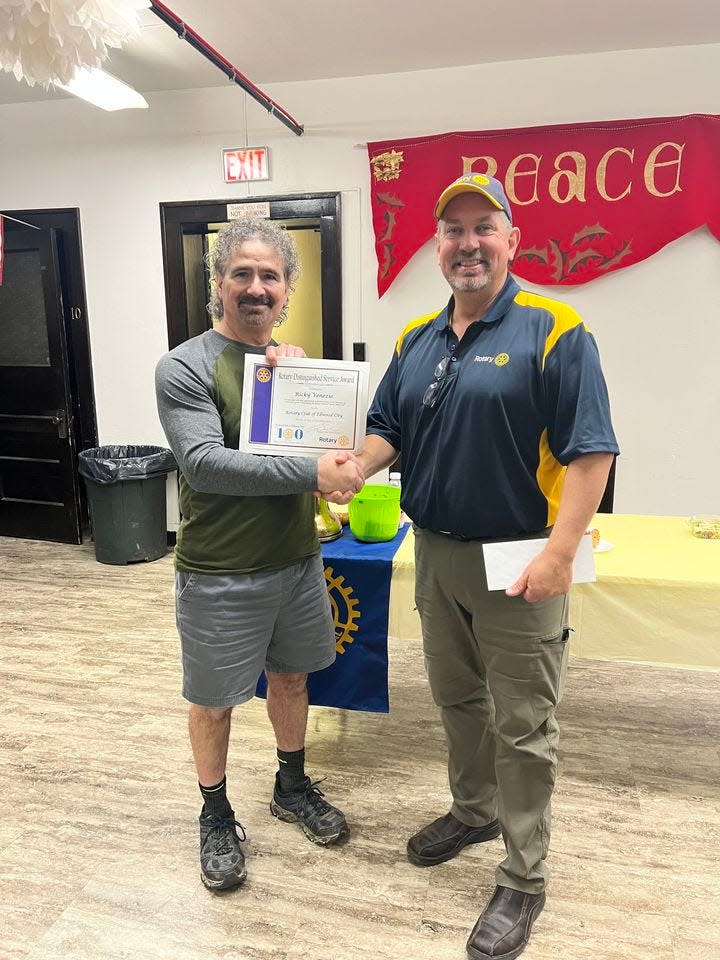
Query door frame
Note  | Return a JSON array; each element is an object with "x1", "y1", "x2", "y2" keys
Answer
[
  {"x1": 1, "y1": 208, "x2": 97, "y2": 533},
  {"x1": 159, "y1": 193, "x2": 342, "y2": 355}
]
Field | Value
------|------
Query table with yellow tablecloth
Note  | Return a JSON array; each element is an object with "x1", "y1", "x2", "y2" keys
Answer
[{"x1": 387, "y1": 516, "x2": 720, "y2": 671}]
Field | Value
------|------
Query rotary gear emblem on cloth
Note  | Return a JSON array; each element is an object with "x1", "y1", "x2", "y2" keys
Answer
[{"x1": 324, "y1": 565, "x2": 360, "y2": 654}]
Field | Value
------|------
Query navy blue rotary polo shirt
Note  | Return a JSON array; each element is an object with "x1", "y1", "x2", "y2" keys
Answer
[{"x1": 366, "y1": 274, "x2": 619, "y2": 539}]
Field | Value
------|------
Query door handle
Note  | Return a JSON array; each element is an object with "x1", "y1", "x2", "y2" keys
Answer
[
  {"x1": 0, "y1": 411, "x2": 69, "y2": 438},
  {"x1": 51, "y1": 411, "x2": 68, "y2": 439}
]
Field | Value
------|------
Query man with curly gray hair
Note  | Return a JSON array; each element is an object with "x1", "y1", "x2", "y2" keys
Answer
[
  {"x1": 156, "y1": 218, "x2": 363, "y2": 893},
  {"x1": 207, "y1": 218, "x2": 300, "y2": 324}
]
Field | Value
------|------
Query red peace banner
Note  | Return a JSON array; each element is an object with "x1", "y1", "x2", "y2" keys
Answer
[{"x1": 368, "y1": 114, "x2": 720, "y2": 296}]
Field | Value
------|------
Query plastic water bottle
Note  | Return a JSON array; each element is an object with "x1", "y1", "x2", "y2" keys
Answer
[{"x1": 388, "y1": 471, "x2": 406, "y2": 528}]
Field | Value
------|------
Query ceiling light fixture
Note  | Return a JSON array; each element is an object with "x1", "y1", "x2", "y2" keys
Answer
[{"x1": 55, "y1": 67, "x2": 148, "y2": 111}]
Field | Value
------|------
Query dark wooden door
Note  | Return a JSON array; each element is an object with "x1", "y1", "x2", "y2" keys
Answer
[
  {"x1": 159, "y1": 194, "x2": 342, "y2": 354},
  {"x1": 0, "y1": 225, "x2": 81, "y2": 542}
]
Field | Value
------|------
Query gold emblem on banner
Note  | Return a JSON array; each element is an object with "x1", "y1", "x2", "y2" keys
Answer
[
  {"x1": 371, "y1": 149, "x2": 404, "y2": 181},
  {"x1": 256, "y1": 366, "x2": 271, "y2": 383},
  {"x1": 324, "y1": 565, "x2": 361, "y2": 654}
]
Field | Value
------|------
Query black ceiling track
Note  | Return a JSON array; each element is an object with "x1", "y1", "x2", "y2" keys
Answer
[{"x1": 148, "y1": 1, "x2": 304, "y2": 136}]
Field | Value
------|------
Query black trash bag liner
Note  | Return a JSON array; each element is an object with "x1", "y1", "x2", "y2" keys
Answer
[{"x1": 78, "y1": 445, "x2": 177, "y2": 484}]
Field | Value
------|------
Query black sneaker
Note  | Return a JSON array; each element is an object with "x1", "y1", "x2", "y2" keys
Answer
[
  {"x1": 270, "y1": 776, "x2": 349, "y2": 846},
  {"x1": 199, "y1": 811, "x2": 247, "y2": 891}
]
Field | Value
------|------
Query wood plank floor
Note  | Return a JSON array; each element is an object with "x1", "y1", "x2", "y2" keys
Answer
[{"x1": 1, "y1": 537, "x2": 719, "y2": 960}]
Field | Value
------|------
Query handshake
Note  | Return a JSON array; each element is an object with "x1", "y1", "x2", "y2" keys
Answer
[{"x1": 316, "y1": 451, "x2": 366, "y2": 505}]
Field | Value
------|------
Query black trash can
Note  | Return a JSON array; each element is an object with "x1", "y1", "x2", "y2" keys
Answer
[{"x1": 78, "y1": 445, "x2": 177, "y2": 565}]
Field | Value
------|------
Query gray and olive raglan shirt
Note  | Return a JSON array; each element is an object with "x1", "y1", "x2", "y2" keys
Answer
[
  {"x1": 155, "y1": 330, "x2": 319, "y2": 575},
  {"x1": 367, "y1": 275, "x2": 619, "y2": 540}
]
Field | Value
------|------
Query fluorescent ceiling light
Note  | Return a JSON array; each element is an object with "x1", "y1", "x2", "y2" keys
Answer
[{"x1": 55, "y1": 67, "x2": 148, "y2": 111}]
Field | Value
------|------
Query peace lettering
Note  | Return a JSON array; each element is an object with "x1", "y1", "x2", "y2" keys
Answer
[{"x1": 462, "y1": 141, "x2": 684, "y2": 205}]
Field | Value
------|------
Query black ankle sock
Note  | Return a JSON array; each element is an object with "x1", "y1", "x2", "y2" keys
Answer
[
  {"x1": 276, "y1": 748, "x2": 306, "y2": 792},
  {"x1": 199, "y1": 776, "x2": 232, "y2": 818}
]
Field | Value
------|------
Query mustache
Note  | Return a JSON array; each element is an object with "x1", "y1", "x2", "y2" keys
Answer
[{"x1": 238, "y1": 294, "x2": 274, "y2": 307}]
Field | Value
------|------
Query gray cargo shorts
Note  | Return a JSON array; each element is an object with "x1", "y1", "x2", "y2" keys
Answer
[{"x1": 175, "y1": 552, "x2": 336, "y2": 708}]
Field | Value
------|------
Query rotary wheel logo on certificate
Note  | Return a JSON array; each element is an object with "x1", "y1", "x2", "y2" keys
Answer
[{"x1": 256, "y1": 366, "x2": 272, "y2": 383}]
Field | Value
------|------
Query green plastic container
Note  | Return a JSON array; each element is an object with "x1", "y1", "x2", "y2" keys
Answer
[{"x1": 348, "y1": 484, "x2": 401, "y2": 542}]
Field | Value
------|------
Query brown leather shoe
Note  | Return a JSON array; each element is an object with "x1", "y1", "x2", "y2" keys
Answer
[
  {"x1": 406, "y1": 811, "x2": 501, "y2": 866},
  {"x1": 466, "y1": 885, "x2": 545, "y2": 960}
]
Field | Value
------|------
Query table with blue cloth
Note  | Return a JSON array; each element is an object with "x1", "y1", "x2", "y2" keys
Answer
[{"x1": 257, "y1": 523, "x2": 411, "y2": 713}]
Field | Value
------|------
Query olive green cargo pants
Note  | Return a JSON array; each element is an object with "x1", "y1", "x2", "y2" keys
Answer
[{"x1": 414, "y1": 527, "x2": 569, "y2": 893}]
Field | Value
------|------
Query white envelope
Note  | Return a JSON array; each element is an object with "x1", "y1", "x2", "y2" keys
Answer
[{"x1": 482, "y1": 533, "x2": 596, "y2": 592}]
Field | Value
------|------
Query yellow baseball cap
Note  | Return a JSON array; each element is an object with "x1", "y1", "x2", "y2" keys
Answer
[{"x1": 434, "y1": 173, "x2": 512, "y2": 222}]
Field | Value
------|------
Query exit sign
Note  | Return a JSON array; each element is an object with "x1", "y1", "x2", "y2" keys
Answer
[{"x1": 222, "y1": 146, "x2": 270, "y2": 182}]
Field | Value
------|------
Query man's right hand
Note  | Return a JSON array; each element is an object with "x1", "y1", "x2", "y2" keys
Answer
[{"x1": 316, "y1": 451, "x2": 365, "y2": 504}]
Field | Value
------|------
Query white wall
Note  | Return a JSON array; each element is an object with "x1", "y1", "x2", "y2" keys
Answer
[{"x1": 1, "y1": 43, "x2": 718, "y2": 515}]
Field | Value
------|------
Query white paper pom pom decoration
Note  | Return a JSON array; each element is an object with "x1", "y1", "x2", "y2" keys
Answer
[{"x1": 0, "y1": 0, "x2": 150, "y2": 88}]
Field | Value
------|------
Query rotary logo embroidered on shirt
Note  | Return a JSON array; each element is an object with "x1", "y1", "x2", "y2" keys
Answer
[{"x1": 473, "y1": 354, "x2": 511, "y2": 365}]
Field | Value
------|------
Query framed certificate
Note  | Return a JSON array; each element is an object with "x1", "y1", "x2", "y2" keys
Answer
[{"x1": 239, "y1": 356, "x2": 370, "y2": 457}]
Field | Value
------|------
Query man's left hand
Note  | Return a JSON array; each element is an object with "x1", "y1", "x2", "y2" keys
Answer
[
  {"x1": 265, "y1": 343, "x2": 306, "y2": 365},
  {"x1": 506, "y1": 548, "x2": 573, "y2": 603}
]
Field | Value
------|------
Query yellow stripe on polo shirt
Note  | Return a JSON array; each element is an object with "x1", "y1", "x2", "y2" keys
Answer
[
  {"x1": 395, "y1": 310, "x2": 442, "y2": 356},
  {"x1": 536, "y1": 429, "x2": 566, "y2": 526},
  {"x1": 513, "y1": 291, "x2": 588, "y2": 371},
  {"x1": 513, "y1": 290, "x2": 587, "y2": 526}
]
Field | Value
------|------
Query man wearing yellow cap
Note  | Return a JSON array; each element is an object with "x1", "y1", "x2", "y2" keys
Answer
[{"x1": 357, "y1": 174, "x2": 618, "y2": 959}]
